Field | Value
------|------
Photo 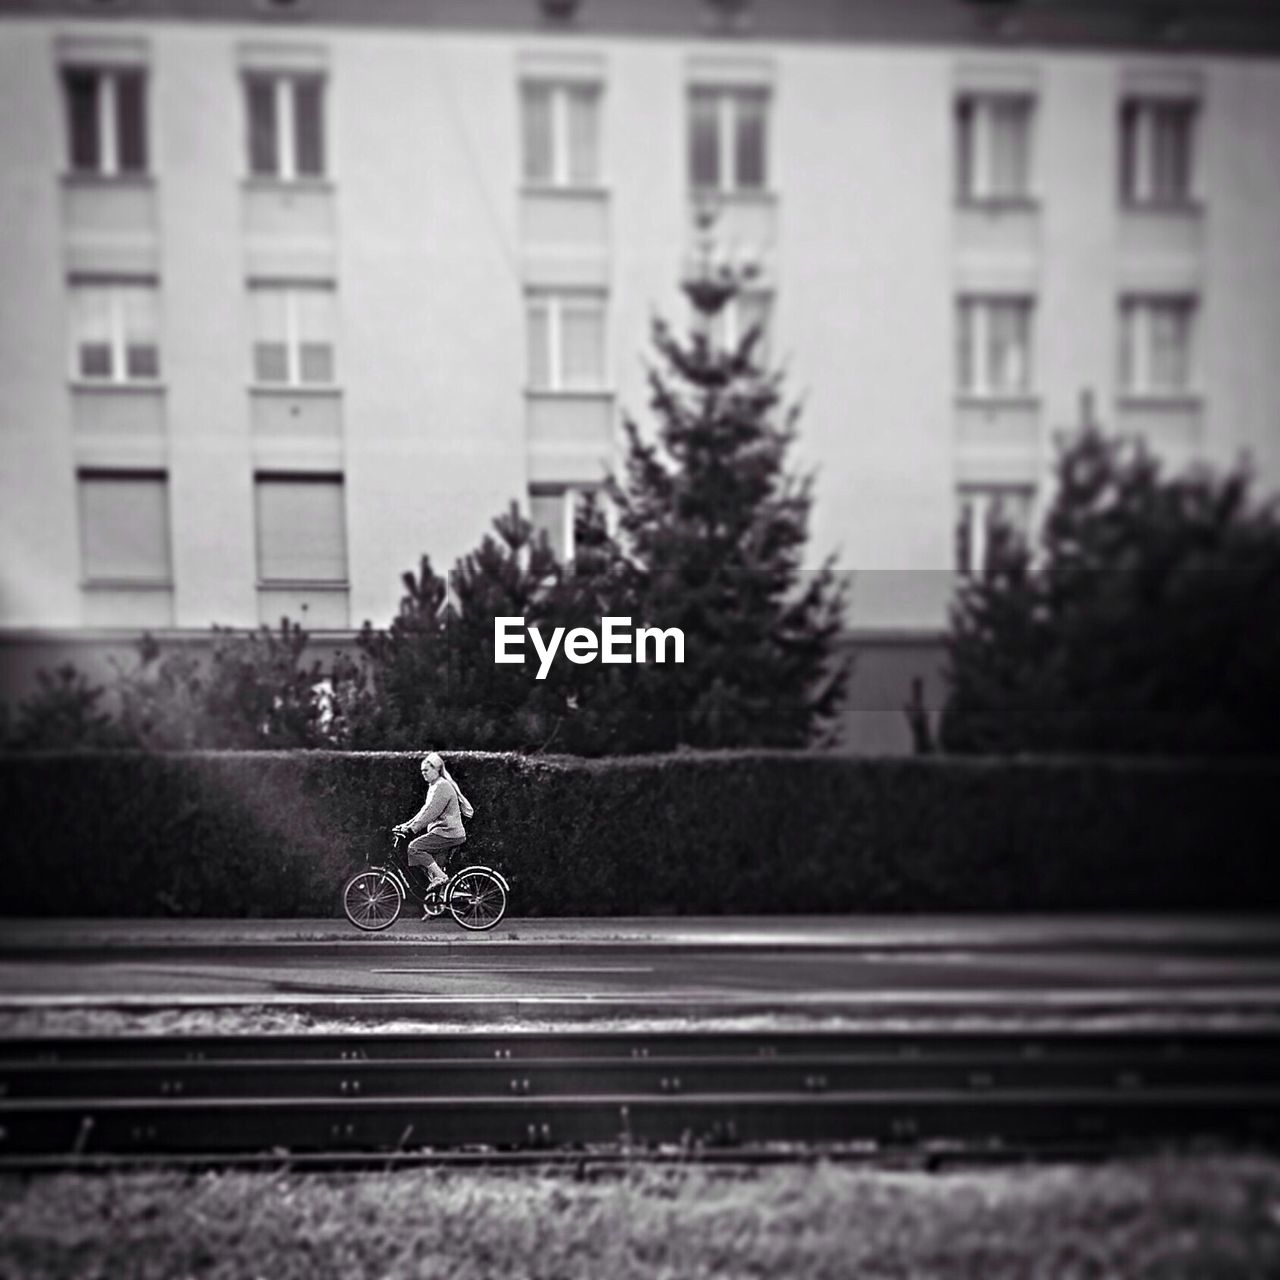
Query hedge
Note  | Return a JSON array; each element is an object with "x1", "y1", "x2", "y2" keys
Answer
[{"x1": 1, "y1": 750, "x2": 1277, "y2": 917}]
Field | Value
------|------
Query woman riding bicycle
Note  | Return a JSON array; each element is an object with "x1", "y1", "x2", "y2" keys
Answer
[{"x1": 392, "y1": 752, "x2": 474, "y2": 894}]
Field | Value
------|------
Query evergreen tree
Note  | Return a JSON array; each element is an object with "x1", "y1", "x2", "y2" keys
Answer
[
  {"x1": 596, "y1": 249, "x2": 848, "y2": 751},
  {"x1": 349, "y1": 506, "x2": 570, "y2": 750},
  {"x1": 941, "y1": 425, "x2": 1280, "y2": 755}
]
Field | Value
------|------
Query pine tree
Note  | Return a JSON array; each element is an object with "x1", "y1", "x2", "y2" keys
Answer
[
  {"x1": 350, "y1": 506, "x2": 571, "y2": 750},
  {"x1": 940, "y1": 424, "x2": 1280, "y2": 755},
  {"x1": 597, "y1": 239, "x2": 848, "y2": 751}
]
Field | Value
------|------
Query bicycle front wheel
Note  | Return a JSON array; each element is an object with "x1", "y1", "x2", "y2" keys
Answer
[
  {"x1": 447, "y1": 869, "x2": 507, "y2": 932},
  {"x1": 343, "y1": 871, "x2": 403, "y2": 931}
]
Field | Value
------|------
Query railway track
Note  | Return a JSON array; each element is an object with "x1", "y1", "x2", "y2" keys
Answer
[{"x1": 1, "y1": 1029, "x2": 1277, "y2": 1168}]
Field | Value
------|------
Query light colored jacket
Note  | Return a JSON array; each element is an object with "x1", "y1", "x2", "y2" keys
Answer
[{"x1": 406, "y1": 778, "x2": 466, "y2": 840}]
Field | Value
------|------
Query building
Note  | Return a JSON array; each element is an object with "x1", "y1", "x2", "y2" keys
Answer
[{"x1": 2, "y1": 0, "x2": 1279, "y2": 752}]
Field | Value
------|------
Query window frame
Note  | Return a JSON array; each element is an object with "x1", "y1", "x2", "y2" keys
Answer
[
  {"x1": 1118, "y1": 294, "x2": 1198, "y2": 397},
  {"x1": 76, "y1": 468, "x2": 173, "y2": 587},
  {"x1": 68, "y1": 279, "x2": 163, "y2": 385},
  {"x1": 956, "y1": 295, "x2": 1036, "y2": 399},
  {"x1": 244, "y1": 71, "x2": 327, "y2": 182},
  {"x1": 688, "y1": 84, "x2": 770, "y2": 195},
  {"x1": 526, "y1": 290, "x2": 608, "y2": 393},
  {"x1": 62, "y1": 65, "x2": 149, "y2": 179},
  {"x1": 1119, "y1": 96, "x2": 1198, "y2": 208},
  {"x1": 249, "y1": 282, "x2": 338, "y2": 388},
  {"x1": 520, "y1": 78, "x2": 603, "y2": 189},
  {"x1": 955, "y1": 92, "x2": 1036, "y2": 205}
]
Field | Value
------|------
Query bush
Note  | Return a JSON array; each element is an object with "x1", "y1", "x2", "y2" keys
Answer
[{"x1": 1, "y1": 751, "x2": 1275, "y2": 916}]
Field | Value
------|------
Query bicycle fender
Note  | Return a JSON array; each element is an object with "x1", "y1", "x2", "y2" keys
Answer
[{"x1": 463, "y1": 865, "x2": 510, "y2": 894}]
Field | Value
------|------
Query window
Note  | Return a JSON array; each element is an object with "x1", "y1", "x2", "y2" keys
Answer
[
  {"x1": 526, "y1": 291, "x2": 606, "y2": 391},
  {"x1": 63, "y1": 67, "x2": 148, "y2": 176},
  {"x1": 955, "y1": 486, "x2": 1033, "y2": 576},
  {"x1": 78, "y1": 471, "x2": 171, "y2": 583},
  {"x1": 521, "y1": 81, "x2": 601, "y2": 186},
  {"x1": 70, "y1": 282, "x2": 161, "y2": 382},
  {"x1": 955, "y1": 95, "x2": 1034, "y2": 202},
  {"x1": 530, "y1": 485, "x2": 578, "y2": 562},
  {"x1": 250, "y1": 284, "x2": 336, "y2": 386},
  {"x1": 1119, "y1": 297, "x2": 1196, "y2": 395},
  {"x1": 957, "y1": 297, "x2": 1034, "y2": 396},
  {"x1": 254, "y1": 475, "x2": 348, "y2": 583},
  {"x1": 709, "y1": 291, "x2": 771, "y2": 359},
  {"x1": 245, "y1": 74, "x2": 326, "y2": 179},
  {"x1": 1120, "y1": 99, "x2": 1196, "y2": 205},
  {"x1": 689, "y1": 86, "x2": 768, "y2": 193}
]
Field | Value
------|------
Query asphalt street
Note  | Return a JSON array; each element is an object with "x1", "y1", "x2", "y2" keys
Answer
[{"x1": 1, "y1": 916, "x2": 1278, "y2": 1019}]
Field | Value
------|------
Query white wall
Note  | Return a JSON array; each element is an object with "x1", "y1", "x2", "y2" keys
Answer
[{"x1": 2, "y1": 18, "x2": 1280, "y2": 645}]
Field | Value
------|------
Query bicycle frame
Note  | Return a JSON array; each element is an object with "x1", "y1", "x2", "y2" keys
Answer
[{"x1": 373, "y1": 831, "x2": 510, "y2": 898}]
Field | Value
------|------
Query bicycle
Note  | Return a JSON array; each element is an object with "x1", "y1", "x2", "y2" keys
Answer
[{"x1": 342, "y1": 830, "x2": 509, "y2": 933}]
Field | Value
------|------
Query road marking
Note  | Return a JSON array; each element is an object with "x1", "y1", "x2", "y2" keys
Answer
[{"x1": 369, "y1": 966, "x2": 655, "y2": 975}]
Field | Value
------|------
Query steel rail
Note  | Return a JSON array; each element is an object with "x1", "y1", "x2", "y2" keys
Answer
[
  {"x1": 1, "y1": 1030, "x2": 1277, "y2": 1167},
  {"x1": 5, "y1": 1028, "x2": 1279, "y2": 1063},
  {"x1": 2, "y1": 1048, "x2": 1277, "y2": 1101},
  {"x1": 1, "y1": 1089, "x2": 1278, "y2": 1157}
]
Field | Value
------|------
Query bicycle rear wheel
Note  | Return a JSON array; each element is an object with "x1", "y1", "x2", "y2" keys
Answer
[
  {"x1": 343, "y1": 871, "x2": 403, "y2": 931},
  {"x1": 447, "y1": 868, "x2": 507, "y2": 932}
]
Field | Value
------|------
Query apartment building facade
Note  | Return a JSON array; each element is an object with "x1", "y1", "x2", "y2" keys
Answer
[{"x1": 2, "y1": 0, "x2": 1279, "y2": 751}]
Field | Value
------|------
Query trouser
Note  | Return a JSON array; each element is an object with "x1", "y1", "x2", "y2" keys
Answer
[{"x1": 407, "y1": 833, "x2": 466, "y2": 888}]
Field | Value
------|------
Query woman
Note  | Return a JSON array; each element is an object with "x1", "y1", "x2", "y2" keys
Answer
[{"x1": 393, "y1": 752, "x2": 474, "y2": 894}]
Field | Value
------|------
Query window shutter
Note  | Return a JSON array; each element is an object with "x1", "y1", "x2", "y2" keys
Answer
[
  {"x1": 79, "y1": 474, "x2": 170, "y2": 582},
  {"x1": 255, "y1": 477, "x2": 347, "y2": 582},
  {"x1": 295, "y1": 287, "x2": 335, "y2": 384},
  {"x1": 733, "y1": 89, "x2": 766, "y2": 190},
  {"x1": 561, "y1": 303, "x2": 604, "y2": 388},
  {"x1": 72, "y1": 287, "x2": 115, "y2": 379},
  {"x1": 689, "y1": 89, "x2": 720, "y2": 188},
  {"x1": 522, "y1": 84, "x2": 554, "y2": 184},
  {"x1": 530, "y1": 491, "x2": 567, "y2": 561},
  {"x1": 566, "y1": 85, "x2": 600, "y2": 186},
  {"x1": 526, "y1": 299, "x2": 552, "y2": 390},
  {"x1": 121, "y1": 285, "x2": 160, "y2": 380}
]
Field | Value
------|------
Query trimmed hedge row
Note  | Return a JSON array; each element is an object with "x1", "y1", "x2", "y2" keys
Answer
[{"x1": 1, "y1": 750, "x2": 1277, "y2": 917}]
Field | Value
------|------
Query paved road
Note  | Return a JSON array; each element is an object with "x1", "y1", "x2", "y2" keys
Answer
[{"x1": 2, "y1": 916, "x2": 1279, "y2": 1019}]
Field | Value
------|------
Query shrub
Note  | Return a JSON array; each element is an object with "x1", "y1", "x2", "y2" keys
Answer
[{"x1": 1, "y1": 751, "x2": 1275, "y2": 916}]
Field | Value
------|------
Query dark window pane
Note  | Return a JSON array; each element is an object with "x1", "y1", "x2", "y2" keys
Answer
[
  {"x1": 689, "y1": 90, "x2": 719, "y2": 188},
  {"x1": 1151, "y1": 103, "x2": 1192, "y2": 201},
  {"x1": 955, "y1": 99, "x2": 974, "y2": 200},
  {"x1": 116, "y1": 72, "x2": 147, "y2": 173},
  {"x1": 79, "y1": 343, "x2": 113, "y2": 378},
  {"x1": 294, "y1": 79, "x2": 325, "y2": 177},
  {"x1": 126, "y1": 343, "x2": 159, "y2": 380},
  {"x1": 1119, "y1": 101, "x2": 1138, "y2": 202},
  {"x1": 66, "y1": 70, "x2": 100, "y2": 172},
  {"x1": 247, "y1": 78, "x2": 278, "y2": 176},
  {"x1": 254, "y1": 342, "x2": 289, "y2": 383}
]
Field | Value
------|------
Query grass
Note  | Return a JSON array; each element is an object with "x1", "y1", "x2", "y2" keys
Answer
[{"x1": 2, "y1": 1156, "x2": 1279, "y2": 1279}]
